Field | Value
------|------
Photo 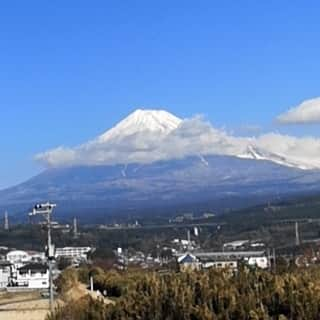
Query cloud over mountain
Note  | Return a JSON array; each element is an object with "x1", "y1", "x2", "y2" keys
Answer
[
  {"x1": 277, "y1": 97, "x2": 320, "y2": 124},
  {"x1": 36, "y1": 109, "x2": 320, "y2": 170}
]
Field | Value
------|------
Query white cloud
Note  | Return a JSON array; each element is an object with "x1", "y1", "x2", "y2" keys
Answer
[
  {"x1": 35, "y1": 115, "x2": 320, "y2": 170},
  {"x1": 36, "y1": 147, "x2": 76, "y2": 167},
  {"x1": 255, "y1": 133, "x2": 320, "y2": 168},
  {"x1": 277, "y1": 97, "x2": 320, "y2": 124},
  {"x1": 35, "y1": 117, "x2": 248, "y2": 167}
]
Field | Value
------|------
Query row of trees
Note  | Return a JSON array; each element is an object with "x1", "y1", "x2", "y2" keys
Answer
[{"x1": 48, "y1": 266, "x2": 320, "y2": 320}]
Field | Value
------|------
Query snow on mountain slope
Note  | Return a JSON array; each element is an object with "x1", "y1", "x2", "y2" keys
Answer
[
  {"x1": 98, "y1": 109, "x2": 182, "y2": 142},
  {"x1": 237, "y1": 145, "x2": 315, "y2": 170}
]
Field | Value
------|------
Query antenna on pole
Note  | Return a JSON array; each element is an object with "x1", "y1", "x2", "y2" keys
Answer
[{"x1": 4, "y1": 211, "x2": 9, "y2": 231}]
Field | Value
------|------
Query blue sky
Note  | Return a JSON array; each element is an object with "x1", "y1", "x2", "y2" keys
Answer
[{"x1": 1, "y1": 1, "x2": 320, "y2": 188}]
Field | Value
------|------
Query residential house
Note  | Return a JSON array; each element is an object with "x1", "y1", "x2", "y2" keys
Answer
[{"x1": 15, "y1": 263, "x2": 49, "y2": 289}]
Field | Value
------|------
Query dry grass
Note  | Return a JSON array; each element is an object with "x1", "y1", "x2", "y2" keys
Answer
[
  {"x1": 0, "y1": 309, "x2": 48, "y2": 320},
  {"x1": 64, "y1": 282, "x2": 115, "y2": 305},
  {"x1": 0, "y1": 291, "x2": 41, "y2": 305},
  {"x1": 0, "y1": 291, "x2": 50, "y2": 320},
  {"x1": 0, "y1": 282, "x2": 114, "y2": 320}
]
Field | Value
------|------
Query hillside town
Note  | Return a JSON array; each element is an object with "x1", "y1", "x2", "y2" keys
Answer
[
  {"x1": 0, "y1": 245, "x2": 271, "y2": 292},
  {"x1": 1, "y1": 202, "x2": 318, "y2": 294},
  {"x1": 0, "y1": 204, "x2": 273, "y2": 293},
  {"x1": 0, "y1": 247, "x2": 93, "y2": 291}
]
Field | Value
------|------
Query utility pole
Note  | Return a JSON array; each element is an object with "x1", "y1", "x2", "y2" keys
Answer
[
  {"x1": 73, "y1": 217, "x2": 78, "y2": 239},
  {"x1": 4, "y1": 211, "x2": 9, "y2": 231},
  {"x1": 295, "y1": 222, "x2": 300, "y2": 246},
  {"x1": 90, "y1": 275, "x2": 94, "y2": 292},
  {"x1": 29, "y1": 202, "x2": 56, "y2": 313},
  {"x1": 267, "y1": 248, "x2": 271, "y2": 272},
  {"x1": 273, "y1": 248, "x2": 276, "y2": 273},
  {"x1": 187, "y1": 230, "x2": 191, "y2": 251}
]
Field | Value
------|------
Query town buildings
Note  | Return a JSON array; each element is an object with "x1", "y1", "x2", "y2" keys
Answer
[
  {"x1": 0, "y1": 246, "x2": 92, "y2": 290},
  {"x1": 177, "y1": 251, "x2": 269, "y2": 271}
]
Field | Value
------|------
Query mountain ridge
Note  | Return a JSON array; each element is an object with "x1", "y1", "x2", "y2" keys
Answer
[{"x1": 2, "y1": 154, "x2": 320, "y2": 218}]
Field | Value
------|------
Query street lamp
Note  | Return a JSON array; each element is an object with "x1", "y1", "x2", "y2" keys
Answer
[{"x1": 29, "y1": 202, "x2": 56, "y2": 313}]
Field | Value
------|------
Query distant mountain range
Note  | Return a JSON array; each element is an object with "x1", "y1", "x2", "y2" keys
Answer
[{"x1": 1, "y1": 109, "x2": 320, "y2": 218}]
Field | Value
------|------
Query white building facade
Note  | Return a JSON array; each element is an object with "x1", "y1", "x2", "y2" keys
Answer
[
  {"x1": 15, "y1": 263, "x2": 49, "y2": 289},
  {"x1": 55, "y1": 247, "x2": 92, "y2": 260},
  {"x1": 247, "y1": 256, "x2": 269, "y2": 269},
  {"x1": 0, "y1": 261, "x2": 11, "y2": 289}
]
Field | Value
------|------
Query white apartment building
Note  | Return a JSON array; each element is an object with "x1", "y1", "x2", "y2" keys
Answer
[
  {"x1": 55, "y1": 247, "x2": 92, "y2": 260},
  {"x1": 6, "y1": 250, "x2": 46, "y2": 273}
]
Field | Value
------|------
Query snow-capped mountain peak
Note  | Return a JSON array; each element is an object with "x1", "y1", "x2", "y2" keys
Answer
[
  {"x1": 36, "y1": 109, "x2": 320, "y2": 171},
  {"x1": 99, "y1": 109, "x2": 182, "y2": 142}
]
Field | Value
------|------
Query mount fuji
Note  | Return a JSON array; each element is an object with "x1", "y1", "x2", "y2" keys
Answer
[
  {"x1": 98, "y1": 109, "x2": 182, "y2": 142},
  {"x1": 34, "y1": 109, "x2": 320, "y2": 170},
  {"x1": 1, "y1": 108, "x2": 320, "y2": 218}
]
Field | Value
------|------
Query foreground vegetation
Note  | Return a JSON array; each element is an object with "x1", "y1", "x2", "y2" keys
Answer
[{"x1": 48, "y1": 265, "x2": 320, "y2": 320}]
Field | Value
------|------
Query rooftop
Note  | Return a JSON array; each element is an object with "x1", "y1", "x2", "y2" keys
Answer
[{"x1": 18, "y1": 263, "x2": 48, "y2": 273}]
